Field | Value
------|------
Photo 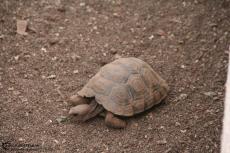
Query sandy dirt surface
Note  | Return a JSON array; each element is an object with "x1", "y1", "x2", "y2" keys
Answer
[{"x1": 0, "y1": 0, "x2": 229, "y2": 152}]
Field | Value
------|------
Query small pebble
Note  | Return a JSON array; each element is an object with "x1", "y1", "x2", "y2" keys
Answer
[
  {"x1": 14, "y1": 55, "x2": 20, "y2": 61},
  {"x1": 157, "y1": 138, "x2": 167, "y2": 145},
  {"x1": 71, "y1": 54, "x2": 81, "y2": 61},
  {"x1": 156, "y1": 29, "x2": 166, "y2": 36},
  {"x1": 159, "y1": 126, "x2": 165, "y2": 130},
  {"x1": 180, "y1": 129, "x2": 187, "y2": 133},
  {"x1": 52, "y1": 56, "x2": 58, "y2": 61},
  {"x1": 79, "y1": 2, "x2": 85, "y2": 7},
  {"x1": 62, "y1": 139, "x2": 66, "y2": 144},
  {"x1": 49, "y1": 38, "x2": 59, "y2": 45},
  {"x1": 19, "y1": 138, "x2": 25, "y2": 141},
  {"x1": 203, "y1": 91, "x2": 216, "y2": 97},
  {"x1": 47, "y1": 75, "x2": 56, "y2": 79},
  {"x1": 181, "y1": 65, "x2": 186, "y2": 69},
  {"x1": 21, "y1": 97, "x2": 28, "y2": 102},
  {"x1": 113, "y1": 13, "x2": 119, "y2": 17},
  {"x1": 46, "y1": 119, "x2": 53, "y2": 124},
  {"x1": 148, "y1": 35, "x2": 154, "y2": 40},
  {"x1": 53, "y1": 139, "x2": 59, "y2": 144},
  {"x1": 73, "y1": 70, "x2": 79, "y2": 74},
  {"x1": 8, "y1": 87, "x2": 14, "y2": 91},
  {"x1": 41, "y1": 47, "x2": 47, "y2": 53},
  {"x1": 175, "y1": 122, "x2": 181, "y2": 126},
  {"x1": 13, "y1": 90, "x2": 21, "y2": 95},
  {"x1": 0, "y1": 35, "x2": 4, "y2": 39},
  {"x1": 56, "y1": 116, "x2": 68, "y2": 123},
  {"x1": 179, "y1": 93, "x2": 188, "y2": 100}
]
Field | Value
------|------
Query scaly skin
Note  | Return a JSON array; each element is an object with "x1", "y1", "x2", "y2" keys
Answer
[{"x1": 68, "y1": 95, "x2": 126, "y2": 128}]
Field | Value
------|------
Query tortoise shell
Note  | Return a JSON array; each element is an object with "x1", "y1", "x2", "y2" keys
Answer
[{"x1": 78, "y1": 57, "x2": 169, "y2": 116}]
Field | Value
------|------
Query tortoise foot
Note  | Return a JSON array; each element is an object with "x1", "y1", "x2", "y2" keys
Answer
[
  {"x1": 105, "y1": 112, "x2": 126, "y2": 128},
  {"x1": 69, "y1": 104, "x2": 91, "y2": 115}
]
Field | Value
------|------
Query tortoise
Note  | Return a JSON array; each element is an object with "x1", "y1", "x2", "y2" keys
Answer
[{"x1": 68, "y1": 57, "x2": 169, "y2": 128}]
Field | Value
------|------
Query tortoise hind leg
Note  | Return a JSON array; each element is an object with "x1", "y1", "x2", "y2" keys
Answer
[
  {"x1": 105, "y1": 112, "x2": 126, "y2": 128},
  {"x1": 68, "y1": 95, "x2": 90, "y2": 106}
]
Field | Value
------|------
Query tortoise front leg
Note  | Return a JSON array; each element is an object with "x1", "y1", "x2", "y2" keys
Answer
[
  {"x1": 69, "y1": 104, "x2": 91, "y2": 115},
  {"x1": 68, "y1": 95, "x2": 90, "y2": 106},
  {"x1": 105, "y1": 111, "x2": 126, "y2": 128}
]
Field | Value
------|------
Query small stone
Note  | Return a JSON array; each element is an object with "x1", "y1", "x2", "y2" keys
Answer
[
  {"x1": 14, "y1": 55, "x2": 20, "y2": 61},
  {"x1": 113, "y1": 13, "x2": 119, "y2": 17},
  {"x1": 156, "y1": 29, "x2": 166, "y2": 36},
  {"x1": 62, "y1": 139, "x2": 66, "y2": 144},
  {"x1": 47, "y1": 74, "x2": 56, "y2": 79},
  {"x1": 0, "y1": 35, "x2": 4, "y2": 39},
  {"x1": 181, "y1": 65, "x2": 186, "y2": 69},
  {"x1": 53, "y1": 139, "x2": 59, "y2": 144},
  {"x1": 73, "y1": 70, "x2": 79, "y2": 74},
  {"x1": 52, "y1": 56, "x2": 58, "y2": 61},
  {"x1": 17, "y1": 19, "x2": 28, "y2": 35},
  {"x1": 56, "y1": 116, "x2": 68, "y2": 123},
  {"x1": 148, "y1": 35, "x2": 154, "y2": 40},
  {"x1": 79, "y1": 2, "x2": 85, "y2": 7},
  {"x1": 178, "y1": 40, "x2": 184, "y2": 44},
  {"x1": 157, "y1": 138, "x2": 167, "y2": 145},
  {"x1": 103, "y1": 53, "x2": 106, "y2": 56},
  {"x1": 41, "y1": 47, "x2": 47, "y2": 53},
  {"x1": 179, "y1": 93, "x2": 188, "y2": 100},
  {"x1": 71, "y1": 54, "x2": 81, "y2": 61},
  {"x1": 93, "y1": 26, "x2": 97, "y2": 30},
  {"x1": 41, "y1": 75, "x2": 46, "y2": 79},
  {"x1": 25, "y1": 112, "x2": 29, "y2": 117},
  {"x1": 203, "y1": 91, "x2": 216, "y2": 97},
  {"x1": 21, "y1": 97, "x2": 28, "y2": 102},
  {"x1": 19, "y1": 138, "x2": 25, "y2": 141},
  {"x1": 144, "y1": 135, "x2": 148, "y2": 138},
  {"x1": 47, "y1": 120, "x2": 53, "y2": 123},
  {"x1": 175, "y1": 122, "x2": 181, "y2": 126},
  {"x1": 180, "y1": 129, "x2": 187, "y2": 133},
  {"x1": 49, "y1": 38, "x2": 59, "y2": 45},
  {"x1": 182, "y1": 1, "x2": 186, "y2": 7},
  {"x1": 159, "y1": 126, "x2": 165, "y2": 130},
  {"x1": 13, "y1": 90, "x2": 21, "y2": 95},
  {"x1": 8, "y1": 87, "x2": 14, "y2": 91},
  {"x1": 147, "y1": 113, "x2": 153, "y2": 119}
]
